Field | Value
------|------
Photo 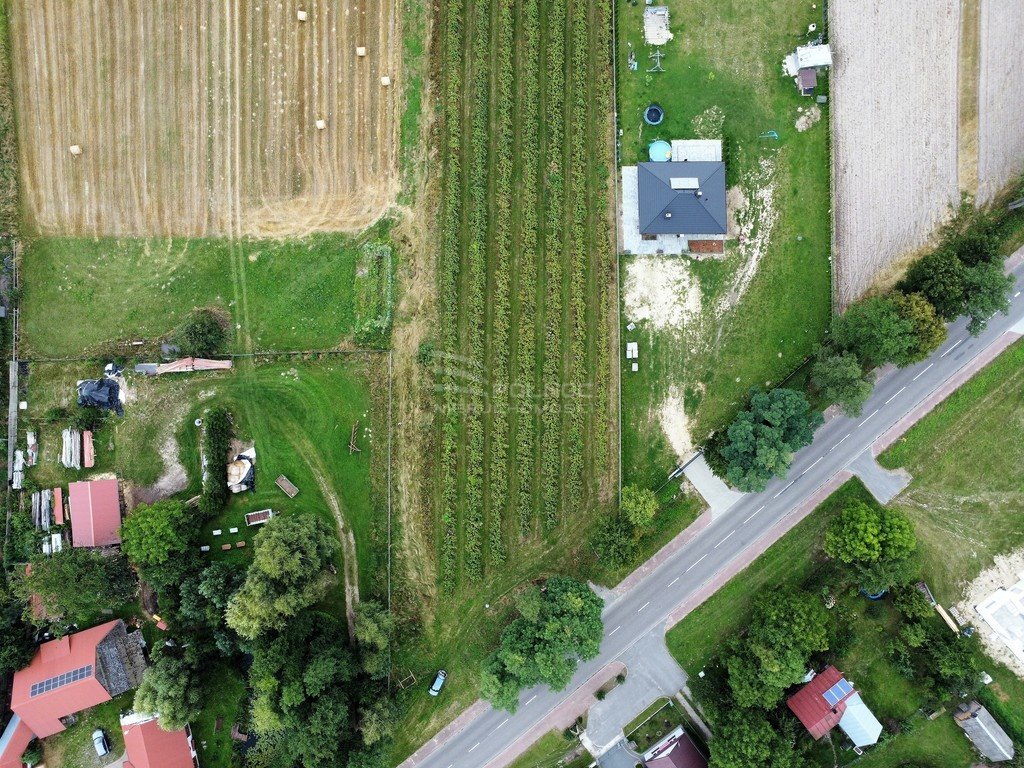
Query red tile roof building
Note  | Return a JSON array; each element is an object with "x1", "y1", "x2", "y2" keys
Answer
[
  {"x1": 787, "y1": 666, "x2": 850, "y2": 739},
  {"x1": 644, "y1": 727, "x2": 708, "y2": 768},
  {"x1": 0, "y1": 621, "x2": 147, "y2": 768},
  {"x1": 68, "y1": 479, "x2": 122, "y2": 548},
  {"x1": 121, "y1": 713, "x2": 199, "y2": 768},
  {"x1": 787, "y1": 666, "x2": 883, "y2": 748}
]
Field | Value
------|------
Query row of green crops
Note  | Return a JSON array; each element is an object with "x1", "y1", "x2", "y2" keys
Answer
[{"x1": 434, "y1": 0, "x2": 614, "y2": 588}]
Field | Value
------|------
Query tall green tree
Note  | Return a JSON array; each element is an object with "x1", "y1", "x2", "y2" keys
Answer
[
  {"x1": 120, "y1": 500, "x2": 193, "y2": 590},
  {"x1": 480, "y1": 577, "x2": 604, "y2": 712},
  {"x1": 963, "y1": 261, "x2": 1013, "y2": 334},
  {"x1": 177, "y1": 561, "x2": 245, "y2": 655},
  {"x1": 899, "y1": 249, "x2": 968, "y2": 320},
  {"x1": 0, "y1": 584, "x2": 34, "y2": 675},
  {"x1": 249, "y1": 611, "x2": 358, "y2": 766},
  {"x1": 134, "y1": 650, "x2": 204, "y2": 731},
  {"x1": 588, "y1": 515, "x2": 636, "y2": 569},
  {"x1": 19, "y1": 549, "x2": 136, "y2": 627},
  {"x1": 354, "y1": 601, "x2": 394, "y2": 680},
  {"x1": 810, "y1": 350, "x2": 872, "y2": 416},
  {"x1": 710, "y1": 710, "x2": 804, "y2": 768},
  {"x1": 830, "y1": 296, "x2": 916, "y2": 369},
  {"x1": 226, "y1": 516, "x2": 338, "y2": 639},
  {"x1": 725, "y1": 590, "x2": 830, "y2": 709},
  {"x1": 891, "y1": 292, "x2": 947, "y2": 364},
  {"x1": 719, "y1": 389, "x2": 822, "y2": 492},
  {"x1": 824, "y1": 502, "x2": 916, "y2": 565},
  {"x1": 620, "y1": 485, "x2": 659, "y2": 528}
]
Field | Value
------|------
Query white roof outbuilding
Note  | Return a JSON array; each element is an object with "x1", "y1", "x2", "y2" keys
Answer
[{"x1": 838, "y1": 692, "x2": 883, "y2": 747}]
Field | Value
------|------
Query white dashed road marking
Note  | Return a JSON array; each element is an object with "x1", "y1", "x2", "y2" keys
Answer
[
  {"x1": 685, "y1": 554, "x2": 707, "y2": 572},
  {"x1": 743, "y1": 505, "x2": 764, "y2": 524},
  {"x1": 773, "y1": 481, "x2": 795, "y2": 499},
  {"x1": 525, "y1": 695, "x2": 537, "y2": 706},
  {"x1": 669, "y1": 576, "x2": 680, "y2": 586},
  {"x1": 912, "y1": 363, "x2": 933, "y2": 381},
  {"x1": 885, "y1": 386, "x2": 905, "y2": 404},
  {"x1": 715, "y1": 530, "x2": 735, "y2": 548},
  {"x1": 858, "y1": 409, "x2": 879, "y2": 427},
  {"x1": 638, "y1": 601, "x2": 650, "y2": 613},
  {"x1": 610, "y1": 625, "x2": 621, "y2": 636},
  {"x1": 469, "y1": 743, "x2": 480, "y2": 753},
  {"x1": 941, "y1": 339, "x2": 963, "y2": 357}
]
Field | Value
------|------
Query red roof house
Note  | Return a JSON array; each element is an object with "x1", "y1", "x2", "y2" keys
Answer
[
  {"x1": 787, "y1": 666, "x2": 883, "y2": 747},
  {"x1": 0, "y1": 717, "x2": 34, "y2": 768},
  {"x1": 68, "y1": 479, "x2": 122, "y2": 548},
  {"x1": 0, "y1": 620, "x2": 147, "y2": 768},
  {"x1": 787, "y1": 666, "x2": 850, "y2": 739},
  {"x1": 644, "y1": 727, "x2": 708, "y2": 768},
  {"x1": 121, "y1": 713, "x2": 200, "y2": 768}
]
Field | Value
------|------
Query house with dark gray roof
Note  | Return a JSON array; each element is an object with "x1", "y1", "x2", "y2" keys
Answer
[
  {"x1": 954, "y1": 701, "x2": 1014, "y2": 762},
  {"x1": 621, "y1": 139, "x2": 728, "y2": 256}
]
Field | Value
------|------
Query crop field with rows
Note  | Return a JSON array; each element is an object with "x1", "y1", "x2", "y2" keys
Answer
[{"x1": 433, "y1": 0, "x2": 616, "y2": 587}]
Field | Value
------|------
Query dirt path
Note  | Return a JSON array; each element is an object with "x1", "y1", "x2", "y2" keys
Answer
[{"x1": 309, "y1": 463, "x2": 361, "y2": 641}]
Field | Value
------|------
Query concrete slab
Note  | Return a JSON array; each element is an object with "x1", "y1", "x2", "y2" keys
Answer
[
  {"x1": 682, "y1": 455, "x2": 744, "y2": 517},
  {"x1": 848, "y1": 450, "x2": 911, "y2": 504},
  {"x1": 583, "y1": 631, "x2": 687, "y2": 753}
]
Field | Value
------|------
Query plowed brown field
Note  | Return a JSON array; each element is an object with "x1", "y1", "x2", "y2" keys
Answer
[{"x1": 9, "y1": 0, "x2": 399, "y2": 238}]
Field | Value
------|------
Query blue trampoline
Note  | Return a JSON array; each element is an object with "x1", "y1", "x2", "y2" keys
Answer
[
  {"x1": 643, "y1": 103, "x2": 665, "y2": 126},
  {"x1": 648, "y1": 140, "x2": 672, "y2": 162}
]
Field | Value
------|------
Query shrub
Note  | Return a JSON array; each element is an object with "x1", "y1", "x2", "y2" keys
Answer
[
  {"x1": 177, "y1": 308, "x2": 227, "y2": 357},
  {"x1": 200, "y1": 407, "x2": 233, "y2": 518}
]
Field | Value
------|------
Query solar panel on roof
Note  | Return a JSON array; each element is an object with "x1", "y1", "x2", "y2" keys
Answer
[
  {"x1": 29, "y1": 664, "x2": 93, "y2": 697},
  {"x1": 822, "y1": 678, "x2": 853, "y2": 707}
]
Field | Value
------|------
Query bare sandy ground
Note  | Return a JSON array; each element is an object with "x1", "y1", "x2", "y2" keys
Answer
[
  {"x1": 8, "y1": 0, "x2": 400, "y2": 238},
  {"x1": 959, "y1": 549, "x2": 1024, "y2": 678},
  {"x1": 830, "y1": 0, "x2": 961, "y2": 307},
  {"x1": 976, "y1": 0, "x2": 1024, "y2": 203}
]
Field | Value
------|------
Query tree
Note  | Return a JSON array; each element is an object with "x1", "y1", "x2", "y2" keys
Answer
[
  {"x1": 177, "y1": 561, "x2": 245, "y2": 655},
  {"x1": 725, "y1": 589, "x2": 830, "y2": 709},
  {"x1": 226, "y1": 516, "x2": 338, "y2": 639},
  {"x1": 830, "y1": 296, "x2": 916, "y2": 369},
  {"x1": 824, "y1": 503, "x2": 916, "y2": 565},
  {"x1": 892, "y1": 585, "x2": 934, "y2": 620},
  {"x1": 249, "y1": 611, "x2": 358, "y2": 766},
  {"x1": 177, "y1": 308, "x2": 227, "y2": 357},
  {"x1": 720, "y1": 389, "x2": 823, "y2": 492},
  {"x1": 854, "y1": 552, "x2": 920, "y2": 595},
  {"x1": 0, "y1": 585, "x2": 34, "y2": 676},
  {"x1": 891, "y1": 292, "x2": 947, "y2": 364},
  {"x1": 620, "y1": 485, "x2": 659, "y2": 528},
  {"x1": 357, "y1": 697, "x2": 396, "y2": 747},
  {"x1": 354, "y1": 601, "x2": 394, "y2": 680},
  {"x1": 134, "y1": 651, "x2": 204, "y2": 731},
  {"x1": 480, "y1": 577, "x2": 604, "y2": 712},
  {"x1": 963, "y1": 261, "x2": 1013, "y2": 334},
  {"x1": 19, "y1": 549, "x2": 136, "y2": 626},
  {"x1": 810, "y1": 350, "x2": 872, "y2": 416},
  {"x1": 20, "y1": 741, "x2": 43, "y2": 768},
  {"x1": 899, "y1": 249, "x2": 968, "y2": 320},
  {"x1": 588, "y1": 515, "x2": 636, "y2": 569},
  {"x1": 120, "y1": 500, "x2": 192, "y2": 590},
  {"x1": 710, "y1": 709, "x2": 804, "y2": 768}
]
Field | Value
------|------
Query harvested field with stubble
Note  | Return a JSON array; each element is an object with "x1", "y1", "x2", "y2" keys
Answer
[
  {"x1": 976, "y1": 0, "x2": 1024, "y2": 203},
  {"x1": 8, "y1": 0, "x2": 399, "y2": 238},
  {"x1": 830, "y1": 0, "x2": 961, "y2": 306}
]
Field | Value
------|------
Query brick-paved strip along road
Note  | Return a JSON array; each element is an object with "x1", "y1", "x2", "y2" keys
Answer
[{"x1": 401, "y1": 251, "x2": 1024, "y2": 768}]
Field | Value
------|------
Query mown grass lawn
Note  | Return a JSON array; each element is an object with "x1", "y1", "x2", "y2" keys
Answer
[
  {"x1": 879, "y1": 338, "x2": 1024, "y2": 604},
  {"x1": 42, "y1": 692, "x2": 133, "y2": 768},
  {"x1": 618, "y1": 0, "x2": 832, "y2": 488},
  {"x1": 506, "y1": 730, "x2": 591, "y2": 768},
  {"x1": 21, "y1": 355, "x2": 388, "y2": 600},
  {"x1": 20, "y1": 226, "x2": 393, "y2": 357}
]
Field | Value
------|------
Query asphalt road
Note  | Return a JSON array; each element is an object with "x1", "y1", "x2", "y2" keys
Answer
[{"x1": 408, "y1": 260, "x2": 1024, "y2": 768}]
